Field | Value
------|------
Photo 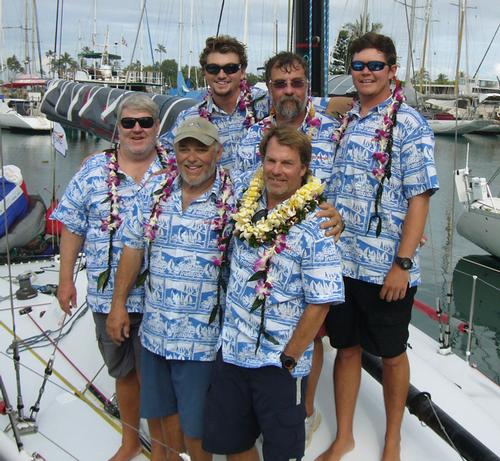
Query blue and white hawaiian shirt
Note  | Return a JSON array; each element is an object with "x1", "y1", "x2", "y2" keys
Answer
[
  {"x1": 328, "y1": 99, "x2": 439, "y2": 287},
  {"x1": 52, "y1": 152, "x2": 165, "y2": 314},
  {"x1": 160, "y1": 87, "x2": 269, "y2": 171},
  {"x1": 122, "y1": 169, "x2": 234, "y2": 362},
  {"x1": 234, "y1": 109, "x2": 339, "y2": 199},
  {"x1": 221, "y1": 193, "x2": 345, "y2": 378}
]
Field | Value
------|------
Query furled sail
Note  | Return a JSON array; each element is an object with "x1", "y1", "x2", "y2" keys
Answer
[{"x1": 40, "y1": 79, "x2": 197, "y2": 142}]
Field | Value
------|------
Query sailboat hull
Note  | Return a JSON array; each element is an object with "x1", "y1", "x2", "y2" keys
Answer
[{"x1": 456, "y1": 203, "x2": 500, "y2": 258}]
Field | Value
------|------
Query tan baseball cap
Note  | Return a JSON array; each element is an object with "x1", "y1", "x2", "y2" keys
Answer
[{"x1": 174, "y1": 117, "x2": 220, "y2": 146}]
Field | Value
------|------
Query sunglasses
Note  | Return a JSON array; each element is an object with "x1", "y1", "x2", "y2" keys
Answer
[
  {"x1": 204, "y1": 63, "x2": 242, "y2": 75},
  {"x1": 350, "y1": 61, "x2": 388, "y2": 72},
  {"x1": 120, "y1": 117, "x2": 155, "y2": 129},
  {"x1": 268, "y1": 78, "x2": 307, "y2": 89}
]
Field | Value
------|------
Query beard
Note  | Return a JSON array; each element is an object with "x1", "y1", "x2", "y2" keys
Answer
[{"x1": 275, "y1": 96, "x2": 307, "y2": 121}]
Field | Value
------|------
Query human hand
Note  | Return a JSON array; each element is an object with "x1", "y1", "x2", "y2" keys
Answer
[
  {"x1": 317, "y1": 202, "x2": 344, "y2": 241},
  {"x1": 57, "y1": 280, "x2": 77, "y2": 315},
  {"x1": 106, "y1": 307, "x2": 130, "y2": 345},
  {"x1": 379, "y1": 265, "x2": 409, "y2": 302}
]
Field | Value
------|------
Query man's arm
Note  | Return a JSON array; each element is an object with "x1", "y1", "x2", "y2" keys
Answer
[
  {"x1": 106, "y1": 245, "x2": 144, "y2": 345},
  {"x1": 380, "y1": 191, "x2": 431, "y2": 302},
  {"x1": 57, "y1": 226, "x2": 84, "y2": 315},
  {"x1": 282, "y1": 303, "x2": 330, "y2": 363}
]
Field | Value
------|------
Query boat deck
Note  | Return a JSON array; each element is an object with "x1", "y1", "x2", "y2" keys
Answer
[{"x1": 1, "y1": 260, "x2": 499, "y2": 460}]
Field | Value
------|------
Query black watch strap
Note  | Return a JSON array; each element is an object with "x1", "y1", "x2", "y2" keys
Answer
[
  {"x1": 395, "y1": 256, "x2": 413, "y2": 270},
  {"x1": 280, "y1": 352, "x2": 297, "y2": 371}
]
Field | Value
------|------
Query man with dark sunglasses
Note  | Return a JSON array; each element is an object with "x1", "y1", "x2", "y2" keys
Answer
[
  {"x1": 318, "y1": 33, "x2": 439, "y2": 461},
  {"x1": 53, "y1": 93, "x2": 184, "y2": 461},
  {"x1": 160, "y1": 35, "x2": 269, "y2": 171},
  {"x1": 234, "y1": 50, "x2": 343, "y2": 449}
]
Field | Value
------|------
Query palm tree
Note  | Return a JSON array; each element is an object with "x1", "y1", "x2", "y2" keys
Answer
[
  {"x1": 155, "y1": 44, "x2": 167, "y2": 67},
  {"x1": 345, "y1": 14, "x2": 383, "y2": 40}
]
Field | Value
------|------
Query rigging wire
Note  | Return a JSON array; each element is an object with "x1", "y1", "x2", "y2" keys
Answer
[
  {"x1": 216, "y1": 0, "x2": 226, "y2": 37},
  {"x1": 28, "y1": 253, "x2": 85, "y2": 420},
  {"x1": 109, "y1": 1, "x2": 147, "y2": 145},
  {"x1": 0, "y1": 129, "x2": 27, "y2": 424}
]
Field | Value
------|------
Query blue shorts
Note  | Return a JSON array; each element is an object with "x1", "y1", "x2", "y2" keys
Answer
[
  {"x1": 140, "y1": 347, "x2": 214, "y2": 439},
  {"x1": 203, "y1": 351, "x2": 307, "y2": 461}
]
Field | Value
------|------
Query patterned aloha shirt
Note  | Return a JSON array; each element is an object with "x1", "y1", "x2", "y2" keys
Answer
[
  {"x1": 159, "y1": 86, "x2": 269, "y2": 171},
  {"x1": 122, "y1": 169, "x2": 235, "y2": 362},
  {"x1": 220, "y1": 190, "x2": 345, "y2": 378},
  {"x1": 52, "y1": 152, "x2": 165, "y2": 314},
  {"x1": 329, "y1": 99, "x2": 439, "y2": 287},
  {"x1": 234, "y1": 109, "x2": 339, "y2": 200}
]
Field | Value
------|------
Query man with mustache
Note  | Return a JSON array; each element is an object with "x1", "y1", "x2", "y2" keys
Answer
[{"x1": 234, "y1": 51, "x2": 340, "y2": 448}]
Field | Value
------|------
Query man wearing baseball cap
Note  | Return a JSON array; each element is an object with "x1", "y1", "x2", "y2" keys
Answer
[{"x1": 109, "y1": 117, "x2": 234, "y2": 461}]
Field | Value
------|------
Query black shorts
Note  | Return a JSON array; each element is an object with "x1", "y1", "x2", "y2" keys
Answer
[
  {"x1": 326, "y1": 277, "x2": 417, "y2": 358},
  {"x1": 202, "y1": 351, "x2": 307, "y2": 461}
]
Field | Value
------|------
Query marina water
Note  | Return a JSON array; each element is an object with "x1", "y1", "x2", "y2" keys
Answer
[{"x1": 1, "y1": 128, "x2": 499, "y2": 382}]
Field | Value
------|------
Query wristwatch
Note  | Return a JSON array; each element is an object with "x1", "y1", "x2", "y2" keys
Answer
[
  {"x1": 280, "y1": 352, "x2": 297, "y2": 371},
  {"x1": 395, "y1": 256, "x2": 413, "y2": 270}
]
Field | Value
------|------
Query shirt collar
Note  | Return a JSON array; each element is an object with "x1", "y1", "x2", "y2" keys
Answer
[{"x1": 348, "y1": 95, "x2": 392, "y2": 119}]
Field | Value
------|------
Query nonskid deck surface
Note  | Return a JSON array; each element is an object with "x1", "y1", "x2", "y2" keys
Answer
[{"x1": 1, "y1": 260, "x2": 499, "y2": 460}]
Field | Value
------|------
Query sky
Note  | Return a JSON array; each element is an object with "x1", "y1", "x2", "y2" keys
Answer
[{"x1": 1, "y1": 0, "x2": 499, "y2": 83}]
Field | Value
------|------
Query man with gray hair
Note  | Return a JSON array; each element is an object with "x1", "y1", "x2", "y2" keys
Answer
[
  {"x1": 109, "y1": 117, "x2": 234, "y2": 461},
  {"x1": 54, "y1": 93, "x2": 182, "y2": 461}
]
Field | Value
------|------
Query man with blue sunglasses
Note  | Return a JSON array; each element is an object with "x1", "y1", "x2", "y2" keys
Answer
[{"x1": 319, "y1": 33, "x2": 439, "y2": 461}]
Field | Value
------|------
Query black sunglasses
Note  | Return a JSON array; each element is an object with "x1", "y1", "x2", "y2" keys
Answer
[
  {"x1": 120, "y1": 117, "x2": 155, "y2": 129},
  {"x1": 350, "y1": 61, "x2": 388, "y2": 72},
  {"x1": 204, "y1": 63, "x2": 242, "y2": 75},
  {"x1": 268, "y1": 78, "x2": 307, "y2": 89}
]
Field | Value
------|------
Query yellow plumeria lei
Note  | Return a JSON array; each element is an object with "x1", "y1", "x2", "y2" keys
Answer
[
  {"x1": 234, "y1": 168, "x2": 325, "y2": 245},
  {"x1": 233, "y1": 167, "x2": 325, "y2": 351}
]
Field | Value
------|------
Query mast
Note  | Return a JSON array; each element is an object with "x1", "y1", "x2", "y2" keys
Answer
[
  {"x1": 92, "y1": 0, "x2": 97, "y2": 49},
  {"x1": 404, "y1": 0, "x2": 416, "y2": 87},
  {"x1": 178, "y1": 0, "x2": 183, "y2": 73},
  {"x1": 419, "y1": 0, "x2": 432, "y2": 93},
  {"x1": 243, "y1": 0, "x2": 249, "y2": 45},
  {"x1": 24, "y1": 0, "x2": 30, "y2": 74},
  {"x1": 361, "y1": 0, "x2": 369, "y2": 35},
  {"x1": 188, "y1": 0, "x2": 193, "y2": 81},
  {"x1": 293, "y1": 0, "x2": 329, "y2": 96}
]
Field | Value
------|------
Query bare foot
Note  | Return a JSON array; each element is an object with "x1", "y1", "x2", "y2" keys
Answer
[
  {"x1": 108, "y1": 444, "x2": 142, "y2": 461},
  {"x1": 315, "y1": 438, "x2": 355, "y2": 461},
  {"x1": 381, "y1": 441, "x2": 400, "y2": 461}
]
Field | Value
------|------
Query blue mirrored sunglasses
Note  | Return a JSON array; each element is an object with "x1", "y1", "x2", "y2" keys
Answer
[{"x1": 350, "y1": 61, "x2": 388, "y2": 72}]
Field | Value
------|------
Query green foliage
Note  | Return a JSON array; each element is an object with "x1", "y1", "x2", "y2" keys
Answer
[
  {"x1": 6, "y1": 55, "x2": 24, "y2": 74},
  {"x1": 330, "y1": 29, "x2": 350, "y2": 75},
  {"x1": 434, "y1": 73, "x2": 451, "y2": 84},
  {"x1": 330, "y1": 17, "x2": 383, "y2": 75},
  {"x1": 345, "y1": 14, "x2": 383, "y2": 40},
  {"x1": 246, "y1": 72, "x2": 263, "y2": 86}
]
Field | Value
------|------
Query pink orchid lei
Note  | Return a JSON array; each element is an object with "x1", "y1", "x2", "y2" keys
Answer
[
  {"x1": 134, "y1": 164, "x2": 235, "y2": 326},
  {"x1": 233, "y1": 168, "x2": 325, "y2": 351},
  {"x1": 199, "y1": 79, "x2": 257, "y2": 128},
  {"x1": 97, "y1": 144, "x2": 169, "y2": 292},
  {"x1": 209, "y1": 168, "x2": 236, "y2": 325},
  {"x1": 332, "y1": 78, "x2": 405, "y2": 237}
]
